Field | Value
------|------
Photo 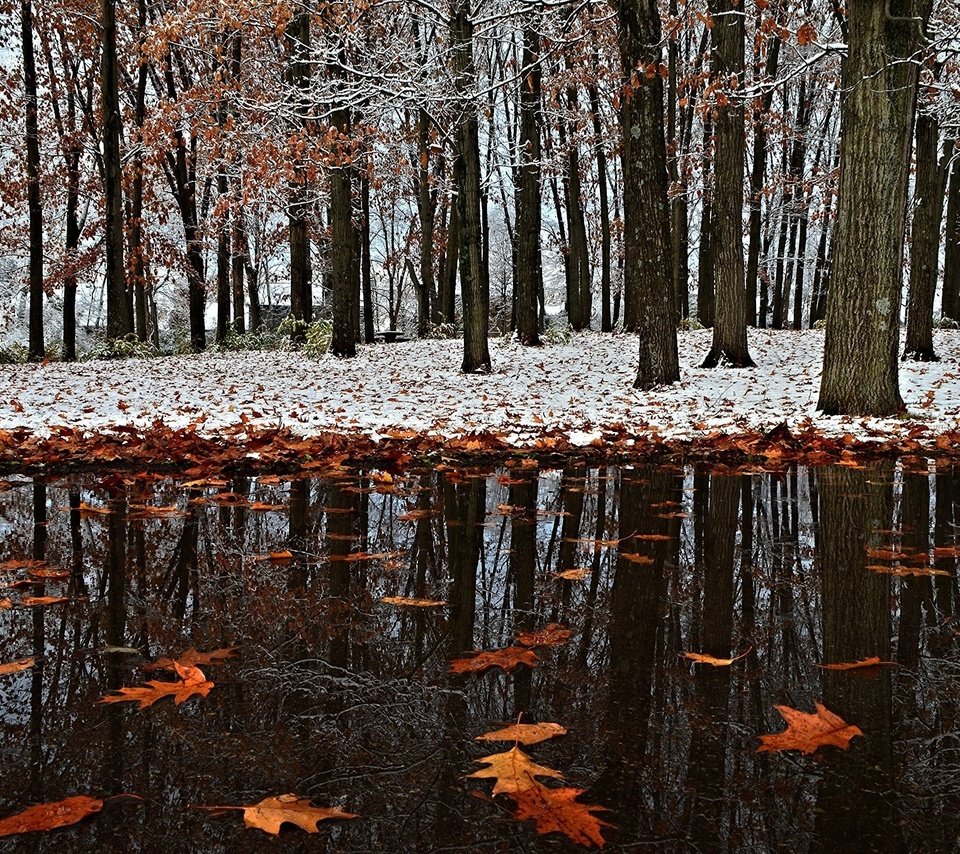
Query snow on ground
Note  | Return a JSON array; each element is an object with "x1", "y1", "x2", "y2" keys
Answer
[{"x1": 1, "y1": 328, "x2": 959, "y2": 448}]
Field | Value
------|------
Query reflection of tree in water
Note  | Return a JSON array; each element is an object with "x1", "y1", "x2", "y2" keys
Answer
[{"x1": 0, "y1": 463, "x2": 957, "y2": 850}]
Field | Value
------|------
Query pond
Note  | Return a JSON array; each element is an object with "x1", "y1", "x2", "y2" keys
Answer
[{"x1": 0, "y1": 460, "x2": 958, "y2": 851}]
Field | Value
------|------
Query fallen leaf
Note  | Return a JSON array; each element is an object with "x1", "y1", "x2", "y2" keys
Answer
[
  {"x1": 0, "y1": 558, "x2": 47, "y2": 572},
  {"x1": 450, "y1": 646, "x2": 539, "y2": 675},
  {"x1": 516, "y1": 623, "x2": 572, "y2": 648},
  {"x1": 756, "y1": 702, "x2": 863, "y2": 755},
  {"x1": 76, "y1": 502, "x2": 113, "y2": 517},
  {"x1": 20, "y1": 596, "x2": 69, "y2": 607},
  {"x1": 467, "y1": 747, "x2": 563, "y2": 795},
  {"x1": 816, "y1": 657, "x2": 898, "y2": 671},
  {"x1": 681, "y1": 647, "x2": 752, "y2": 667},
  {"x1": 865, "y1": 564, "x2": 950, "y2": 577},
  {"x1": 555, "y1": 568, "x2": 591, "y2": 581},
  {"x1": 27, "y1": 567, "x2": 70, "y2": 580},
  {"x1": 381, "y1": 596, "x2": 447, "y2": 608},
  {"x1": 0, "y1": 598, "x2": 11, "y2": 610},
  {"x1": 0, "y1": 796, "x2": 103, "y2": 837},
  {"x1": 98, "y1": 663, "x2": 214, "y2": 709},
  {"x1": 619, "y1": 552, "x2": 654, "y2": 565},
  {"x1": 342, "y1": 550, "x2": 407, "y2": 562},
  {"x1": 0, "y1": 657, "x2": 34, "y2": 677},
  {"x1": 144, "y1": 647, "x2": 238, "y2": 672},
  {"x1": 243, "y1": 794, "x2": 357, "y2": 835},
  {"x1": 248, "y1": 502, "x2": 285, "y2": 512},
  {"x1": 475, "y1": 723, "x2": 568, "y2": 745},
  {"x1": 510, "y1": 785, "x2": 612, "y2": 848}
]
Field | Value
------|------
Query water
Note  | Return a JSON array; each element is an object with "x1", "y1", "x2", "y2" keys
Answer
[{"x1": 0, "y1": 461, "x2": 958, "y2": 851}]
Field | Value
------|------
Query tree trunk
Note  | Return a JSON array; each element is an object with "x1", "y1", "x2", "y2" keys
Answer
[
  {"x1": 697, "y1": 114, "x2": 715, "y2": 327},
  {"x1": 514, "y1": 22, "x2": 542, "y2": 346},
  {"x1": 452, "y1": 2, "x2": 491, "y2": 373},
  {"x1": 702, "y1": 0, "x2": 753, "y2": 367},
  {"x1": 942, "y1": 152, "x2": 960, "y2": 320},
  {"x1": 904, "y1": 115, "x2": 949, "y2": 360},
  {"x1": 809, "y1": 147, "x2": 839, "y2": 326},
  {"x1": 22, "y1": 0, "x2": 43, "y2": 360},
  {"x1": 216, "y1": 169, "x2": 230, "y2": 344},
  {"x1": 287, "y1": 7, "x2": 312, "y2": 344},
  {"x1": 101, "y1": 0, "x2": 131, "y2": 340},
  {"x1": 360, "y1": 164, "x2": 375, "y2": 343},
  {"x1": 614, "y1": 0, "x2": 680, "y2": 389},
  {"x1": 819, "y1": 0, "x2": 931, "y2": 416},
  {"x1": 589, "y1": 80, "x2": 613, "y2": 331},
  {"x1": 330, "y1": 107, "x2": 356, "y2": 357},
  {"x1": 416, "y1": 109, "x2": 436, "y2": 337}
]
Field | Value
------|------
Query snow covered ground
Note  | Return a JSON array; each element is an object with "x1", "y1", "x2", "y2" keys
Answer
[{"x1": 1, "y1": 329, "x2": 959, "y2": 451}]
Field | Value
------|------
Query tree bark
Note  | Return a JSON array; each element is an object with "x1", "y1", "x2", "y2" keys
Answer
[
  {"x1": 942, "y1": 152, "x2": 960, "y2": 320},
  {"x1": 452, "y1": 1, "x2": 491, "y2": 373},
  {"x1": 287, "y1": 7, "x2": 312, "y2": 344},
  {"x1": 613, "y1": 0, "x2": 680, "y2": 389},
  {"x1": 904, "y1": 115, "x2": 949, "y2": 360},
  {"x1": 514, "y1": 22, "x2": 542, "y2": 346},
  {"x1": 101, "y1": 0, "x2": 132, "y2": 340},
  {"x1": 330, "y1": 107, "x2": 356, "y2": 357},
  {"x1": 702, "y1": 0, "x2": 753, "y2": 367},
  {"x1": 819, "y1": 0, "x2": 931, "y2": 415},
  {"x1": 22, "y1": 0, "x2": 43, "y2": 360}
]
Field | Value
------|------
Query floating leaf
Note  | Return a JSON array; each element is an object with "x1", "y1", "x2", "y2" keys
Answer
[
  {"x1": 555, "y1": 568, "x2": 591, "y2": 581},
  {"x1": 27, "y1": 567, "x2": 70, "y2": 580},
  {"x1": 510, "y1": 785, "x2": 612, "y2": 848},
  {"x1": 756, "y1": 702, "x2": 863, "y2": 755},
  {"x1": 195, "y1": 794, "x2": 356, "y2": 836},
  {"x1": 98, "y1": 663, "x2": 213, "y2": 709},
  {"x1": 381, "y1": 596, "x2": 447, "y2": 608},
  {"x1": 126, "y1": 504, "x2": 188, "y2": 519},
  {"x1": 467, "y1": 747, "x2": 563, "y2": 795},
  {"x1": 619, "y1": 552, "x2": 654, "y2": 565},
  {"x1": 475, "y1": 722, "x2": 567, "y2": 745},
  {"x1": 0, "y1": 558, "x2": 47, "y2": 572},
  {"x1": 144, "y1": 647, "x2": 238, "y2": 672},
  {"x1": 865, "y1": 564, "x2": 950, "y2": 577},
  {"x1": 0, "y1": 657, "x2": 34, "y2": 677},
  {"x1": 0, "y1": 795, "x2": 103, "y2": 837},
  {"x1": 77, "y1": 502, "x2": 113, "y2": 517},
  {"x1": 342, "y1": 550, "x2": 407, "y2": 563},
  {"x1": 816, "y1": 657, "x2": 898, "y2": 671},
  {"x1": 516, "y1": 624, "x2": 572, "y2": 649},
  {"x1": 682, "y1": 647, "x2": 752, "y2": 667},
  {"x1": 20, "y1": 596, "x2": 69, "y2": 607},
  {"x1": 450, "y1": 646, "x2": 538, "y2": 675},
  {"x1": 0, "y1": 598, "x2": 11, "y2": 610},
  {"x1": 248, "y1": 502, "x2": 285, "y2": 512}
]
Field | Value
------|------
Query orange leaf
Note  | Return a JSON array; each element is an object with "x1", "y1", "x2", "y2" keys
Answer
[
  {"x1": 509, "y1": 785, "x2": 612, "y2": 848},
  {"x1": 797, "y1": 21, "x2": 817, "y2": 46},
  {"x1": 144, "y1": 647, "x2": 238, "y2": 672},
  {"x1": 467, "y1": 747, "x2": 563, "y2": 795},
  {"x1": 0, "y1": 598, "x2": 10, "y2": 610},
  {"x1": 0, "y1": 796, "x2": 103, "y2": 837},
  {"x1": 816, "y1": 657, "x2": 898, "y2": 671},
  {"x1": 619, "y1": 552, "x2": 654, "y2": 565},
  {"x1": 865, "y1": 564, "x2": 950, "y2": 577},
  {"x1": 27, "y1": 567, "x2": 70, "y2": 580},
  {"x1": 682, "y1": 647, "x2": 752, "y2": 667},
  {"x1": 0, "y1": 558, "x2": 47, "y2": 572},
  {"x1": 475, "y1": 722, "x2": 568, "y2": 745},
  {"x1": 756, "y1": 702, "x2": 863, "y2": 755},
  {"x1": 450, "y1": 646, "x2": 538, "y2": 675},
  {"x1": 20, "y1": 596, "x2": 69, "y2": 607},
  {"x1": 243, "y1": 794, "x2": 356, "y2": 835},
  {"x1": 515, "y1": 623, "x2": 572, "y2": 649},
  {"x1": 0, "y1": 657, "x2": 34, "y2": 677},
  {"x1": 98, "y1": 663, "x2": 214, "y2": 709},
  {"x1": 555, "y1": 568, "x2": 591, "y2": 581},
  {"x1": 381, "y1": 596, "x2": 447, "y2": 608}
]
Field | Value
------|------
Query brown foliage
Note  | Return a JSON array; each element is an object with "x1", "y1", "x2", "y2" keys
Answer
[
  {"x1": 0, "y1": 796, "x2": 102, "y2": 838},
  {"x1": 449, "y1": 646, "x2": 539, "y2": 674}
]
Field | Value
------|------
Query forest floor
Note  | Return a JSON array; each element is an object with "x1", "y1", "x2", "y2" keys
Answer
[{"x1": 0, "y1": 328, "x2": 959, "y2": 471}]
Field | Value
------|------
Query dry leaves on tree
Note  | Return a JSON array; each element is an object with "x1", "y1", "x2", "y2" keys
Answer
[
  {"x1": 0, "y1": 796, "x2": 102, "y2": 838},
  {"x1": 98, "y1": 663, "x2": 214, "y2": 709},
  {"x1": 756, "y1": 702, "x2": 863, "y2": 755}
]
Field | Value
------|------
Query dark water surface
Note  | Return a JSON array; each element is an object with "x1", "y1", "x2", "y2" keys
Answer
[{"x1": 1, "y1": 461, "x2": 959, "y2": 852}]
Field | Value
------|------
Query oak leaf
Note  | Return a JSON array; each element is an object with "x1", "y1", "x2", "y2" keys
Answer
[
  {"x1": 0, "y1": 657, "x2": 34, "y2": 677},
  {"x1": 0, "y1": 598, "x2": 11, "y2": 610},
  {"x1": 242, "y1": 794, "x2": 357, "y2": 835},
  {"x1": 0, "y1": 796, "x2": 103, "y2": 837},
  {"x1": 866, "y1": 564, "x2": 950, "y2": 577},
  {"x1": 682, "y1": 647, "x2": 752, "y2": 667},
  {"x1": 27, "y1": 567, "x2": 70, "y2": 580},
  {"x1": 509, "y1": 785, "x2": 612, "y2": 848},
  {"x1": 467, "y1": 747, "x2": 563, "y2": 795},
  {"x1": 98, "y1": 663, "x2": 214, "y2": 709},
  {"x1": 816, "y1": 657, "x2": 897, "y2": 671},
  {"x1": 20, "y1": 596, "x2": 69, "y2": 607},
  {"x1": 475, "y1": 722, "x2": 567, "y2": 745},
  {"x1": 381, "y1": 596, "x2": 447, "y2": 608},
  {"x1": 756, "y1": 702, "x2": 862, "y2": 755},
  {"x1": 450, "y1": 646, "x2": 538, "y2": 675},
  {"x1": 555, "y1": 568, "x2": 591, "y2": 581},
  {"x1": 516, "y1": 624, "x2": 572, "y2": 649},
  {"x1": 144, "y1": 647, "x2": 237, "y2": 672}
]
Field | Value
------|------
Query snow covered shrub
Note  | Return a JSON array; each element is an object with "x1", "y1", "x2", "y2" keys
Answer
[
  {"x1": 210, "y1": 326, "x2": 288, "y2": 353},
  {"x1": 0, "y1": 343, "x2": 28, "y2": 364},
  {"x1": 81, "y1": 333, "x2": 158, "y2": 361},
  {"x1": 543, "y1": 322, "x2": 573, "y2": 345},
  {"x1": 426, "y1": 321, "x2": 458, "y2": 339},
  {"x1": 678, "y1": 315, "x2": 704, "y2": 331},
  {"x1": 303, "y1": 319, "x2": 332, "y2": 358},
  {"x1": 813, "y1": 318, "x2": 828, "y2": 330},
  {"x1": 935, "y1": 316, "x2": 960, "y2": 330}
]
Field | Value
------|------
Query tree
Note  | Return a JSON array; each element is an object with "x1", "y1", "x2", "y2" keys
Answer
[
  {"x1": 613, "y1": 0, "x2": 679, "y2": 389},
  {"x1": 21, "y1": 0, "x2": 43, "y2": 360},
  {"x1": 701, "y1": 0, "x2": 753, "y2": 368},
  {"x1": 818, "y1": 0, "x2": 932, "y2": 416}
]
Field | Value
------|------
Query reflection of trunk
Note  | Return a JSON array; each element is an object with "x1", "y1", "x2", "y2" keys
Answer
[
  {"x1": 590, "y1": 467, "x2": 679, "y2": 835},
  {"x1": 164, "y1": 493, "x2": 196, "y2": 621},
  {"x1": 687, "y1": 475, "x2": 737, "y2": 847},
  {"x1": 29, "y1": 482, "x2": 47, "y2": 800},
  {"x1": 550, "y1": 467, "x2": 586, "y2": 621},
  {"x1": 326, "y1": 481, "x2": 356, "y2": 669},
  {"x1": 445, "y1": 475, "x2": 485, "y2": 652},
  {"x1": 814, "y1": 465, "x2": 899, "y2": 852},
  {"x1": 897, "y1": 471, "x2": 929, "y2": 668},
  {"x1": 509, "y1": 473, "x2": 538, "y2": 715}
]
